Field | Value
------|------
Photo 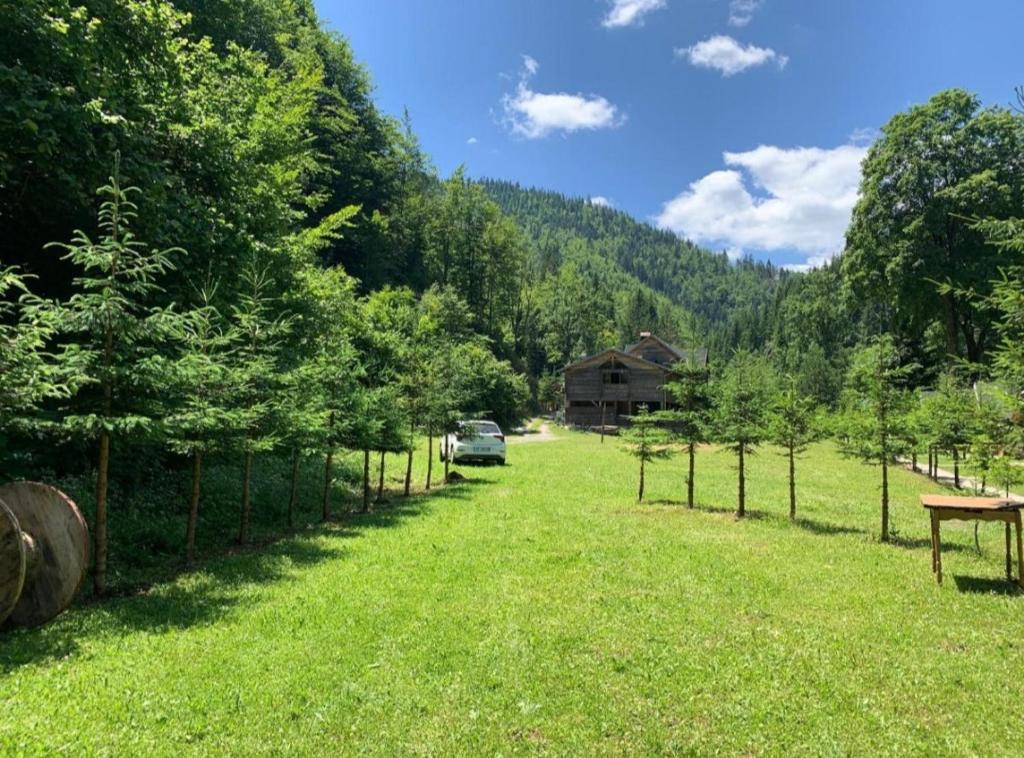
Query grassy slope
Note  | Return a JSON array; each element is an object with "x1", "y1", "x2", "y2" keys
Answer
[{"x1": 2, "y1": 429, "x2": 1023, "y2": 755}]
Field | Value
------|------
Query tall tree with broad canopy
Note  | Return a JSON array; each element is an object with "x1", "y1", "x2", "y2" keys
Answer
[
  {"x1": 844, "y1": 89, "x2": 1024, "y2": 365},
  {"x1": 714, "y1": 351, "x2": 775, "y2": 517},
  {"x1": 837, "y1": 336, "x2": 915, "y2": 542}
]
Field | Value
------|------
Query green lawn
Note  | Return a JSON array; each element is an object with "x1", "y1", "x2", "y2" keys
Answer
[{"x1": 3, "y1": 428, "x2": 1024, "y2": 755}]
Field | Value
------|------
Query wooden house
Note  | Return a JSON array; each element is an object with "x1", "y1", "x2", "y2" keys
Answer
[{"x1": 562, "y1": 333, "x2": 708, "y2": 428}]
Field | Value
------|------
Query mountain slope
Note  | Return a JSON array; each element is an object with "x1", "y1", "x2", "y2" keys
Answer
[{"x1": 479, "y1": 179, "x2": 793, "y2": 353}]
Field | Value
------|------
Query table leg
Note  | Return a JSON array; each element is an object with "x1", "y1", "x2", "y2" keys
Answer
[
  {"x1": 1016, "y1": 512, "x2": 1023, "y2": 590},
  {"x1": 1007, "y1": 523, "x2": 1013, "y2": 581},
  {"x1": 929, "y1": 511, "x2": 936, "y2": 573},
  {"x1": 933, "y1": 513, "x2": 943, "y2": 585}
]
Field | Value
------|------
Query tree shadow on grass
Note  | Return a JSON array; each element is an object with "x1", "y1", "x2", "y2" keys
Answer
[
  {"x1": 953, "y1": 575, "x2": 1023, "y2": 596},
  {"x1": 889, "y1": 534, "x2": 971, "y2": 554},
  {"x1": 0, "y1": 478, "x2": 489, "y2": 672},
  {"x1": 637, "y1": 499, "x2": 771, "y2": 521},
  {"x1": 792, "y1": 517, "x2": 866, "y2": 538}
]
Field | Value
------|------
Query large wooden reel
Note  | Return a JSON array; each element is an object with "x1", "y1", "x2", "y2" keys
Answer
[{"x1": 0, "y1": 482, "x2": 89, "y2": 628}]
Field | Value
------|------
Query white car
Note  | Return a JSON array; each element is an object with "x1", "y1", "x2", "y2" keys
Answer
[{"x1": 442, "y1": 420, "x2": 507, "y2": 465}]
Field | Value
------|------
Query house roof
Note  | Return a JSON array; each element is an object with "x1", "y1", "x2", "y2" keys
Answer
[
  {"x1": 563, "y1": 335, "x2": 708, "y2": 373},
  {"x1": 563, "y1": 348, "x2": 672, "y2": 374},
  {"x1": 624, "y1": 334, "x2": 708, "y2": 367}
]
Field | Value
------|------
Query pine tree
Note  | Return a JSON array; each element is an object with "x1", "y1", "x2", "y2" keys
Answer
[
  {"x1": 714, "y1": 351, "x2": 775, "y2": 518},
  {"x1": 50, "y1": 161, "x2": 181, "y2": 594},
  {"x1": 229, "y1": 257, "x2": 292, "y2": 544},
  {"x1": 620, "y1": 405, "x2": 673, "y2": 502},
  {"x1": 163, "y1": 285, "x2": 243, "y2": 564},
  {"x1": 837, "y1": 336, "x2": 915, "y2": 542},
  {"x1": 769, "y1": 374, "x2": 819, "y2": 520},
  {"x1": 663, "y1": 356, "x2": 712, "y2": 508},
  {"x1": 0, "y1": 266, "x2": 68, "y2": 438}
]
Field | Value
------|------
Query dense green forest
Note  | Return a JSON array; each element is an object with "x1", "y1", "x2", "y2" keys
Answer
[{"x1": 1, "y1": 0, "x2": 1023, "y2": 593}]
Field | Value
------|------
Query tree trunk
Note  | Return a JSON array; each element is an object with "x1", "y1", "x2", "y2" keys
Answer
[
  {"x1": 638, "y1": 457, "x2": 645, "y2": 502},
  {"x1": 881, "y1": 457, "x2": 890, "y2": 543},
  {"x1": 687, "y1": 441, "x2": 695, "y2": 509},
  {"x1": 942, "y1": 292, "x2": 959, "y2": 362},
  {"x1": 238, "y1": 448, "x2": 253, "y2": 545},
  {"x1": 911, "y1": 452, "x2": 917, "y2": 473},
  {"x1": 185, "y1": 450, "x2": 202, "y2": 565},
  {"x1": 444, "y1": 442, "x2": 450, "y2": 482},
  {"x1": 737, "y1": 444, "x2": 746, "y2": 518},
  {"x1": 287, "y1": 448, "x2": 299, "y2": 530},
  {"x1": 377, "y1": 450, "x2": 385, "y2": 501},
  {"x1": 362, "y1": 449, "x2": 370, "y2": 513},
  {"x1": 322, "y1": 448, "x2": 333, "y2": 522},
  {"x1": 600, "y1": 403, "x2": 606, "y2": 444},
  {"x1": 788, "y1": 443, "x2": 796, "y2": 520},
  {"x1": 94, "y1": 427, "x2": 110, "y2": 595},
  {"x1": 405, "y1": 420, "x2": 415, "y2": 496},
  {"x1": 953, "y1": 447, "x2": 960, "y2": 489},
  {"x1": 426, "y1": 430, "x2": 433, "y2": 491}
]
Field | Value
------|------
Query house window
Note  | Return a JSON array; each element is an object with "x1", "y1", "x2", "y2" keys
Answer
[{"x1": 603, "y1": 371, "x2": 628, "y2": 385}]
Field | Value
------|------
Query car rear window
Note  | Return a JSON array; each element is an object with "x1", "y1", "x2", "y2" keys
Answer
[{"x1": 469, "y1": 422, "x2": 501, "y2": 435}]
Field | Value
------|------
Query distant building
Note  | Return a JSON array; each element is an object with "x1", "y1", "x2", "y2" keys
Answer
[{"x1": 562, "y1": 332, "x2": 708, "y2": 428}]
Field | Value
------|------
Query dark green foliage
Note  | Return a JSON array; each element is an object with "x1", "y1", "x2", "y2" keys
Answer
[{"x1": 844, "y1": 89, "x2": 1024, "y2": 365}]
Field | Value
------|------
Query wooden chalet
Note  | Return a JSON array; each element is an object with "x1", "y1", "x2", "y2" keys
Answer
[{"x1": 562, "y1": 332, "x2": 708, "y2": 428}]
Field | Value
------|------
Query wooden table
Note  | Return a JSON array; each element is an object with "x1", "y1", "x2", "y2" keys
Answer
[{"x1": 921, "y1": 495, "x2": 1024, "y2": 587}]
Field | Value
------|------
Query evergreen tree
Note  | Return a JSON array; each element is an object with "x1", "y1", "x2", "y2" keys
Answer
[
  {"x1": 620, "y1": 405, "x2": 672, "y2": 502},
  {"x1": 163, "y1": 285, "x2": 242, "y2": 564},
  {"x1": 769, "y1": 374, "x2": 819, "y2": 520},
  {"x1": 0, "y1": 266, "x2": 68, "y2": 440},
  {"x1": 229, "y1": 257, "x2": 292, "y2": 544},
  {"x1": 51, "y1": 163, "x2": 181, "y2": 594},
  {"x1": 714, "y1": 351, "x2": 775, "y2": 517},
  {"x1": 837, "y1": 337, "x2": 915, "y2": 542},
  {"x1": 662, "y1": 357, "x2": 713, "y2": 508}
]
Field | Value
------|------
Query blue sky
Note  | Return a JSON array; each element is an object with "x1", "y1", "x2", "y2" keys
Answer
[{"x1": 317, "y1": 0, "x2": 1022, "y2": 269}]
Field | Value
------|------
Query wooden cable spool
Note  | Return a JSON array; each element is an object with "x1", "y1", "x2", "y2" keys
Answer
[{"x1": 0, "y1": 482, "x2": 89, "y2": 628}]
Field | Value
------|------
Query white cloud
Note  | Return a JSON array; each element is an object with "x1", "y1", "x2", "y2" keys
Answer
[
  {"x1": 655, "y1": 143, "x2": 868, "y2": 266},
  {"x1": 589, "y1": 196, "x2": 613, "y2": 207},
  {"x1": 676, "y1": 35, "x2": 788, "y2": 76},
  {"x1": 781, "y1": 255, "x2": 832, "y2": 273},
  {"x1": 502, "y1": 57, "x2": 624, "y2": 139},
  {"x1": 602, "y1": 0, "x2": 666, "y2": 28},
  {"x1": 728, "y1": 0, "x2": 762, "y2": 27},
  {"x1": 848, "y1": 126, "x2": 879, "y2": 146},
  {"x1": 467, "y1": 137, "x2": 478, "y2": 145}
]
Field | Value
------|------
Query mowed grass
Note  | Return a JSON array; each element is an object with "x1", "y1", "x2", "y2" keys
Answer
[{"x1": 3, "y1": 428, "x2": 1024, "y2": 755}]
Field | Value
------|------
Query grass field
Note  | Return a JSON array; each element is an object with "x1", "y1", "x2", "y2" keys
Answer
[{"x1": 3, "y1": 426, "x2": 1024, "y2": 755}]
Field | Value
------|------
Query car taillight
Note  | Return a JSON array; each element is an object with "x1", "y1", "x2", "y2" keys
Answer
[{"x1": 496, "y1": 434, "x2": 504, "y2": 442}]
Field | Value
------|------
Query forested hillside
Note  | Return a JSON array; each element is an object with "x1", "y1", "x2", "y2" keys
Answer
[{"x1": 480, "y1": 179, "x2": 874, "y2": 404}]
